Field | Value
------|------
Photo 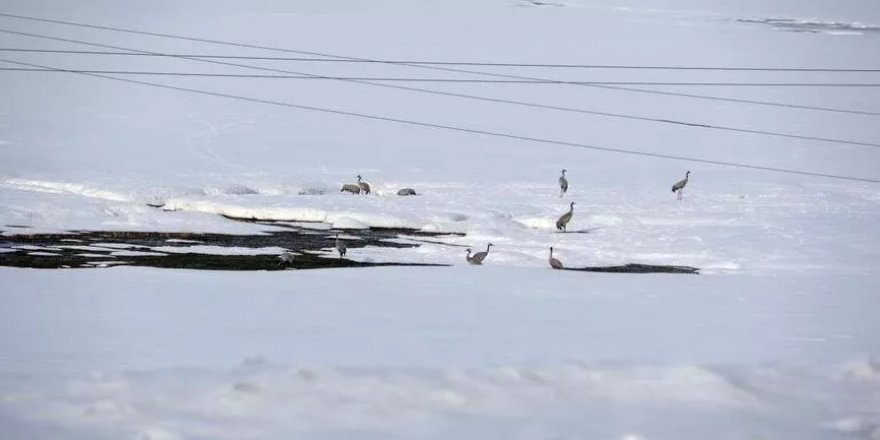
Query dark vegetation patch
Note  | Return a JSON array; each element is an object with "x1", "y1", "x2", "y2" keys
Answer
[
  {"x1": 0, "y1": 226, "x2": 458, "y2": 271},
  {"x1": 1, "y1": 222, "x2": 697, "y2": 274},
  {"x1": 564, "y1": 264, "x2": 699, "y2": 274}
]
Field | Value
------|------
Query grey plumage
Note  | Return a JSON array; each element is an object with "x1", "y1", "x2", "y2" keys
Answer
[
  {"x1": 357, "y1": 175, "x2": 371, "y2": 195},
  {"x1": 465, "y1": 248, "x2": 476, "y2": 265},
  {"x1": 556, "y1": 202, "x2": 575, "y2": 232},
  {"x1": 277, "y1": 252, "x2": 296, "y2": 268},
  {"x1": 335, "y1": 233, "x2": 347, "y2": 257},
  {"x1": 469, "y1": 243, "x2": 493, "y2": 265},
  {"x1": 671, "y1": 171, "x2": 690, "y2": 200},
  {"x1": 558, "y1": 169, "x2": 568, "y2": 198},
  {"x1": 549, "y1": 247, "x2": 563, "y2": 269},
  {"x1": 340, "y1": 183, "x2": 361, "y2": 194},
  {"x1": 397, "y1": 188, "x2": 417, "y2": 196}
]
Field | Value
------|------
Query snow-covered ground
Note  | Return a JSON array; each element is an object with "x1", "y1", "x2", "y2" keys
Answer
[
  {"x1": 1, "y1": 0, "x2": 879, "y2": 438},
  {"x1": 2, "y1": 267, "x2": 879, "y2": 439}
]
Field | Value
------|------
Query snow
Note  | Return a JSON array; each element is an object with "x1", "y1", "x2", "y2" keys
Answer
[
  {"x1": 1, "y1": 178, "x2": 131, "y2": 202},
  {"x1": 0, "y1": 185, "x2": 283, "y2": 235},
  {"x1": 109, "y1": 250, "x2": 167, "y2": 257},
  {"x1": 11, "y1": 245, "x2": 56, "y2": 251},
  {"x1": 149, "y1": 245, "x2": 289, "y2": 255},
  {"x1": 1, "y1": 267, "x2": 879, "y2": 439},
  {"x1": 89, "y1": 243, "x2": 139, "y2": 249},
  {"x1": 0, "y1": 362, "x2": 849, "y2": 439},
  {"x1": 1, "y1": 0, "x2": 879, "y2": 438},
  {"x1": 6, "y1": 177, "x2": 878, "y2": 272},
  {"x1": 4, "y1": 266, "x2": 877, "y2": 370}
]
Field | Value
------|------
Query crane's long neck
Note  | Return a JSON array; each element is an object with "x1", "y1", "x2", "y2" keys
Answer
[
  {"x1": 485, "y1": 244, "x2": 491, "y2": 253},
  {"x1": 550, "y1": 248, "x2": 554, "y2": 257}
]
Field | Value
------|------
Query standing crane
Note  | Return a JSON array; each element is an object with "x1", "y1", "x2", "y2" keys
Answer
[
  {"x1": 335, "y1": 233, "x2": 347, "y2": 257},
  {"x1": 558, "y1": 169, "x2": 568, "y2": 198},
  {"x1": 556, "y1": 202, "x2": 575, "y2": 232},
  {"x1": 671, "y1": 171, "x2": 691, "y2": 200},
  {"x1": 357, "y1": 175, "x2": 371, "y2": 195},
  {"x1": 467, "y1": 243, "x2": 494, "y2": 265}
]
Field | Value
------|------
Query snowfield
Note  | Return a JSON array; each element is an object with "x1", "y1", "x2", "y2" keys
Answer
[
  {"x1": 1, "y1": 267, "x2": 879, "y2": 439},
  {"x1": 1, "y1": 0, "x2": 879, "y2": 438}
]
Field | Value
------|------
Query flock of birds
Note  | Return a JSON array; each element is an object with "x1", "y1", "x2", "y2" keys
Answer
[
  {"x1": 340, "y1": 174, "x2": 418, "y2": 196},
  {"x1": 278, "y1": 170, "x2": 692, "y2": 270}
]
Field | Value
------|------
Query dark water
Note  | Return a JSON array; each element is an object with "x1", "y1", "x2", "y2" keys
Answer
[
  {"x1": 1, "y1": 220, "x2": 698, "y2": 273},
  {"x1": 0, "y1": 224, "x2": 458, "y2": 271}
]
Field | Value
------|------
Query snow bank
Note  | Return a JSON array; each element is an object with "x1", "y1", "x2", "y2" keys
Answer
[
  {"x1": 0, "y1": 187, "x2": 282, "y2": 236},
  {"x1": 1, "y1": 178, "x2": 131, "y2": 202},
  {"x1": 8, "y1": 361, "x2": 857, "y2": 440}
]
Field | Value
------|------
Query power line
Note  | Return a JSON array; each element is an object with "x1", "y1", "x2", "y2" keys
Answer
[
  {"x1": 5, "y1": 67, "x2": 880, "y2": 87},
  {"x1": 2, "y1": 47, "x2": 880, "y2": 73},
  {"x1": 598, "y1": 83, "x2": 880, "y2": 117},
  {"x1": 12, "y1": 59, "x2": 876, "y2": 118},
  {"x1": 0, "y1": 12, "x2": 875, "y2": 117},
  {"x1": 3, "y1": 29, "x2": 879, "y2": 150},
  {"x1": 2, "y1": 57, "x2": 877, "y2": 184}
]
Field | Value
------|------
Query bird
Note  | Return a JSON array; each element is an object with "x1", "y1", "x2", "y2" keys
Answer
[
  {"x1": 549, "y1": 247, "x2": 563, "y2": 269},
  {"x1": 556, "y1": 202, "x2": 575, "y2": 232},
  {"x1": 671, "y1": 171, "x2": 691, "y2": 200},
  {"x1": 277, "y1": 252, "x2": 296, "y2": 268},
  {"x1": 465, "y1": 248, "x2": 476, "y2": 264},
  {"x1": 469, "y1": 243, "x2": 493, "y2": 265},
  {"x1": 397, "y1": 188, "x2": 417, "y2": 196},
  {"x1": 335, "y1": 233, "x2": 347, "y2": 257},
  {"x1": 357, "y1": 175, "x2": 371, "y2": 195},
  {"x1": 340, "y1": 183, "x2": 361, "y2": 194},
  {"x1": 558, "y1": 169, "x2": 568, "y2": 198}
]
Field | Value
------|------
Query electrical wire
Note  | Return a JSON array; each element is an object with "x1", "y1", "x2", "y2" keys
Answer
[
  {"x1": 2, "y1": 28, "x2": 878, "y2": 149},
  {"x1": 2, "y1": 57, "x2": 877, "y2": 184},
  {"x1": 4, "y1": 67, "x2": 880, "y2": 86},
  {"x1": 1, "y1": 12, "x2": 876, "y2": 117},
  {"x1": 1, "y1": 47, "x2": 879, "y2": 72}
]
